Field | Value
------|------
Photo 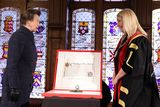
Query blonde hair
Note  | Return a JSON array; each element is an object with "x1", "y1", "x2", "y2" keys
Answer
[{"x1": 117, "y1": 8, "x2": 147, "y2": 38}]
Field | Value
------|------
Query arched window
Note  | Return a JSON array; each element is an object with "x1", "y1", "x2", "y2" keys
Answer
[
  {"x1": 71, "y1": 8, "x2": 95, "y2": 50},
  {"x1": 103, "y1": 8, "x2": 122, "y2": 97},
  {"x1": 0, "y1": 7, "x2": 20, "y2": 96},
  {"x1": 152, "y1": 9, "x2": 160, "y2": 93}
]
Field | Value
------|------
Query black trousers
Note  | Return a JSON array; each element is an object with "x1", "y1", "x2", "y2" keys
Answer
[
  {"x1": 0, "y1": 101, "x2": 29, "y2": 107},
  {"x1": 20, "y1": 102, "x2": 29, "y2": 107}
]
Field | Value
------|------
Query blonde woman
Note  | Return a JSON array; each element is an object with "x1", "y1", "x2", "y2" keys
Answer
[{"x1": 112, "y1": 9, "x2": 160, "y2": 107}]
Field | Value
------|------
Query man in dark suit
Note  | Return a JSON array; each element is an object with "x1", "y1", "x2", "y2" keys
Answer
[{"x1": 0, "y1": 9, "x2": 40, "y2": 107}]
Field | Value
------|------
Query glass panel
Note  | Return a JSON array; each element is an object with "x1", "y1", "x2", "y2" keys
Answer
[
  {"x1": 103, "y1": 8, "x2": 122, "y2": 100},
  {"x1": 0, "y1": 7, "x2": 20, "y2": 97},
  {"x1": 152, "y1": 9, "x2": 160, "y2": 94},
  {"x1": 74, "y1": 0, "x2": 95, "y2": 1},
  {"x1": 71, "y1": 8, "x2": 95, "y2": 50},
  {"x1": 104, "y1": 0, "x2": 126, "y2": 1},
  {"x1": 30, "y1": 8, "x2": 48, "y2": 98},
  {"x1": 0, "y1": 7, "x2": 20, "y2": 34}
]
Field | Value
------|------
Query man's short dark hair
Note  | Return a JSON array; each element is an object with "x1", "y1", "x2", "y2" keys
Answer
[{"x1": 21, "y1": 8, "x2": 41, "y2": 25}]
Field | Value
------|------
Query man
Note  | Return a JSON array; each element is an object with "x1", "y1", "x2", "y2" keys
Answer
[{"x1": 1, "y1": 9, "x2": 40, "y2": 107}]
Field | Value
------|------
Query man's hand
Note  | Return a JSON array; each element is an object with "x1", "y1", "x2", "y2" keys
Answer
[{"x1": 10, "y1": 88, "x2": 20, "y2": 102}]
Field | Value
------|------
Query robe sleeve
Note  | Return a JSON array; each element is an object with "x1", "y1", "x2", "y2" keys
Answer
[{"x1": 122, "y1": 36, "x2": 148, "y2": 74}]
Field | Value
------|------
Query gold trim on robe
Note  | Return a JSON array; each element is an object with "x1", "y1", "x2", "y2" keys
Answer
[
  {"x1": 129, "y1": 43, "x2": 138, "y2": 50},
  {"x1": 119, "y1": 99, "x2": 125, "y2": 107},
  {"x1": 126, "y1": 51, "x2": 133, "y2": 69},
  {"x1": 120, "y1": 86, "x2": 129, "y2": 95}
]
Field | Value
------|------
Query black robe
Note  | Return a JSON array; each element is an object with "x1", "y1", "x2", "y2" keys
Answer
[
  {"x1": 116, "y1": 35, "x2": 160, "y2": 107},
  {"x1": 1, "y1": 26, "x2": 37, "y2": 107}
]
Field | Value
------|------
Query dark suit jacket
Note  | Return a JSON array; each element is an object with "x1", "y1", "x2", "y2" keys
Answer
[{"x1": 1, "y1": 26, "x2": 37, "y2": 106}]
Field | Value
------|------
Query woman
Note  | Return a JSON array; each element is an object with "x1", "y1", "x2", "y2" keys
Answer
[
  {"x1": 1, "y1": 9, "x2": 40, "y2": 107},
  {"x1": 112, "y1": 9, "x2": 160, "y2": 107}
]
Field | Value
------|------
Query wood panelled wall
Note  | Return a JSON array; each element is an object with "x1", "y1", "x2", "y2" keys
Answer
[
  {"x1": 129, "y1": 0, "x2": 152, "y2": 40},
  {"x1": 46, "y1": 0, "x2": 67, "y2": 92},
  {"x1": 0, "y1": 0, "x2": 158, "y2": 106}
]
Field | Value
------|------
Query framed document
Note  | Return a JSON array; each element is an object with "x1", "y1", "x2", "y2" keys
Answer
[{"x1": 43, "y1": 50, "x2": 102, "y2": 99}]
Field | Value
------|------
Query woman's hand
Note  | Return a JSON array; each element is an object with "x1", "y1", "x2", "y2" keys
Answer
[
  {"x1": 112, "y1": 77, "x2": 118, "y2": 85},
  {"x1": 112, "y1": 68, "x2": 126, "y2": 85},
  {"x1": 112, "y1": 72, "x2": 115, "y2": 80}
]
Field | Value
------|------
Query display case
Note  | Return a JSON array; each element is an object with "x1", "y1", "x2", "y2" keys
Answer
[{"x1": 43, "y1": 50, "x2": 102, "y2": 99}]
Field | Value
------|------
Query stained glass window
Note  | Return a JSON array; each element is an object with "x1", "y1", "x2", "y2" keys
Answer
[
  {"x1": 30, "y1": 8, "x2": 48, "y2": 98},
  {"x1": 152, "y1": 9, "x2": 160, "y2": 94},
  {"x1": 74, "y1": 0, "x2": 95, "y2": 2},
  {"x1": 103, "y1": 8, "x2": 122, "y2": 99},
  {"x1": 71, "y1": 8, "x2": 95, "y2": 50},
  {"x1": 104, "y1": 0, "x2": 126, "y2": 1},
  {"x1": 0, "y1": 7, "x2": 20, "y2": 96}
]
